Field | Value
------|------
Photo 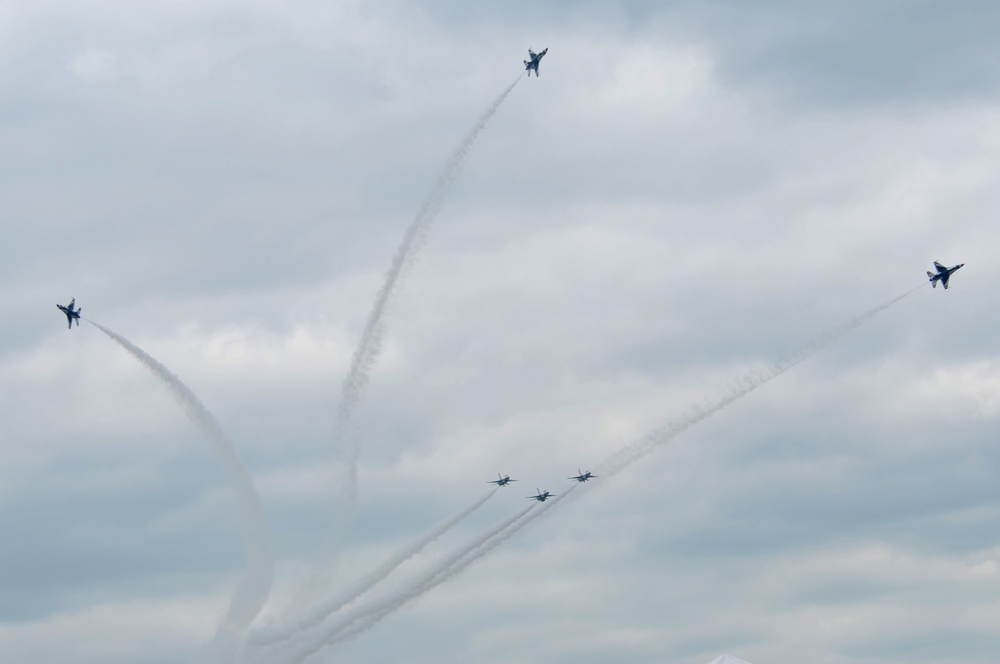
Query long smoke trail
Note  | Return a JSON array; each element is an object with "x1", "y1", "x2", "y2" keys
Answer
[
  {"x1": 594, "y1": 286, "x2": 922, "y2": 478},
  {"x1": 276, "y1": 502, "x2": 538, "y2": 663},
  {"x1": 251, "y1": 489, "x2": 496, "y2": 648},
  {"x1": 88, "y1": 321, "x2": 273, "y2": 662},
  {"x1": 315, "y1": 487, "x2": 579, "y2": 653},
  {"x1": 270, "y1": 286, "x2": 920, "y2": 659},
  {"x1": 335, "y1": 75, "x2": 522, "y2": 507}
]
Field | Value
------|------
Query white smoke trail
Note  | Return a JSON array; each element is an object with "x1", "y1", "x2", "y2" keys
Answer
[
  {"x1": 594, "y1": 286, "x2": 921, "y2": 478},
  {"x1": 268, "y1": 286, "x2": 920, "y2": 659},
  {"x1": 335, "y1": 75, "x2": 523, "y2": 507},
  {"x1": 276, "y1": 502, "x2": 538, "y2": 662},
  {"x1": 315, "y1": 487, "x2": 583, "y2": 652},
  {"x1": 88, "y1": 321, "x2": 273, "y2": 662},
  {"x1": 251, "y1": 489, "x2": 496, "y2": 648}
]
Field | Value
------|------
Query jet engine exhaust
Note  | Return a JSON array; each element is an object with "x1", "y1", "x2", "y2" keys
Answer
[{"x1": 88, "y1": 320, "x2": 273, "y2": 663}]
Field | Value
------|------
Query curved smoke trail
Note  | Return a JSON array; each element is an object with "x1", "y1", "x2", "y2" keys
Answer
[
  {"x1": 335, "y1": 75, "x2": 522, "y2": 507},
  {"x1": 88, "y1": 321, "x2": 272, "y2": 662},
  {"x1": 251, "y1": 489, "x2": 496, "y2": 649},
  {"x1": 270, "y1": 286, "x2": 920, "y2": 659}
]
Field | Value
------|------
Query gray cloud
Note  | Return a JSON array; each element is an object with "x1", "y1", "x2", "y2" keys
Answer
[{"x1": 3, "y1": 2, "x2": 1000, "y2": 663}]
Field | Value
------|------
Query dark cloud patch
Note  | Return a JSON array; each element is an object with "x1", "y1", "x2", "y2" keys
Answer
[{"x1": 689, "y1": 0, "x2": 1000, "y2": 108}]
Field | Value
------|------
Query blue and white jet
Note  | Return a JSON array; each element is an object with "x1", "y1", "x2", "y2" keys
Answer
[
  {"x1": 489, "y1": 474, "x2": 516, "y2": 487},
  {"x1": 57, "y1": 298, "x2": 81, "y2": 329},
  {"x1": 524, "y1": 48, "x2": 548, "y2": 77},
  {"x1": 927, "y1": 261, "x2": 964, "y2": 289},
  {"x1": 528, "y1": 489, "x2": 554, "y2": 502},
  {"x1": 569, "y1": 470, "x2": 597, "y2": 482}
]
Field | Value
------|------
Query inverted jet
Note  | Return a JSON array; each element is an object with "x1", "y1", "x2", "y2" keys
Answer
[
  {"x1": 524, "y1": 48, "x2": 548, "y2": 77},
  {"x1": 57, "y1": 298, "x2": 81, "y2": 329},
  {"x1": 489, "y1": 474, "x2": 516, "y2": 487},
  {"x1": 528, "y1": 489, "x2": 554, "y2": 502},
  {"x1": 569, "y1": 470, "x2": 597, "y2": 482},
  {"x1": 927, "y1": 261, "x2": 964, "y2": 289}
]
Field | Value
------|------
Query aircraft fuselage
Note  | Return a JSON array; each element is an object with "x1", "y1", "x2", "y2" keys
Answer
[
  {"x1": 57, "y1": 299, "x2": 81, "y2": 329},
  {"x1": 524, "y1": 48, "x2": 548, "y2": 76},
  {"x1": 927, "y1": 262, "x2": 964, "y2": 289}
]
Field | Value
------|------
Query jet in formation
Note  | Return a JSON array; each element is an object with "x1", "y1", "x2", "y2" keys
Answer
[
  {"x1": 927, "y1": 261, "x2": 964, "y2": 289},
  {"x1": 528, "y1": 489, "x2": 554, "y2": 502},
  {"x1": 489, "y1": 474, "x2": 516, "y2": 487},
  {"x1": 524, "y1": 48, "x2": 548, "y2": 77},
  {"x1": 569, "y1": 470, "x2": 597, "y2": 482},
  {"x1": 57, "y1": 298, "x2": 81, "y2": 329}
]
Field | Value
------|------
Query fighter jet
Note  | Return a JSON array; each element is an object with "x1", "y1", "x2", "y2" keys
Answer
[
  {"x1": 489, "y1": 474, "x2": 516, "y2": 487},
  {"x1": 927, "y1": 261, "x2": 965, "y2": 289},
  {"x1": 528, "y1": 489, "x2": 554, "y2": 502},
  {"x1": 56, "y1": 298, "x2": 81, "y2": 329},
  {"x1": 569, "y1": 470, "x2": 597, "y2": 483},
  {"x1": 524, "y1": 48, "x2": 548, "y2": 77}
]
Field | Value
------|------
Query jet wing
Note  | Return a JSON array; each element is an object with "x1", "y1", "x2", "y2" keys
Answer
[
  {"x1": 934, "y1": 261, "x2": 948, "y2": 273},
  {"x1": 528, "y1": 49, "x2": 536, "y2": 59},
  {"x1": 941, "y1": 274, "x2": 951, "y2": 289}
]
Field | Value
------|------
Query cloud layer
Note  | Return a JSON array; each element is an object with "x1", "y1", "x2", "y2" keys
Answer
[{"x1": 3, "y1": 2, "x2": 1000, "y2": 663}]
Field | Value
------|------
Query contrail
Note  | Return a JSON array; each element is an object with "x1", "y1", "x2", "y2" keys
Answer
[
  {"x1": 267, "y1": 286, "x2": 920, "y2": 659},
  {"x1": 250, "y1": 489, "x2": 496, "y2": 648},
  {"x1": 335, "y1": 75, "x2": 522, "y2": 507},
  {"x1": 277, "y1": 502, "x2": 538, "y2": 662},
  {"x1": 88, "y1": 321, "x2": 273, "y2": 662}
]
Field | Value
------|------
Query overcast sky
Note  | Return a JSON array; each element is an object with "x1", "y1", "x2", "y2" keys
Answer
[{"x1": 3, "y1": 1, "x2": 1000, "y2": 663}]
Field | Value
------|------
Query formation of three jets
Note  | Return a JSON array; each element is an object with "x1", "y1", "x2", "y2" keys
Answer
[{"x1": 490, "y1": 470, "x2": 596, "y2": 502}]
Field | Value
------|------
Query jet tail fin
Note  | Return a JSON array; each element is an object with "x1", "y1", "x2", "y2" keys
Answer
[{"x1": 927, "y1": 271, "x2": 936, "y2": 287}]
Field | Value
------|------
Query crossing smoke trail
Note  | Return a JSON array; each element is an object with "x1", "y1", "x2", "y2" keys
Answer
[
  {"x1": 268, "y1": 286, "x2": 920, "y2": 659},
  {"x1": 312, "y1": 488, "x2": 578, "y2": 655},
  {"x1": 88, "y1": 321, "x2": 272, "y2": 662},
  {"x1": 251, "y1": 489, "x2": 496, "y2": 648},
  {"x1": 276, "y1": 502, "x2": 539, "y2": 662},
  {"x1": 335, "y1": 75, "x2": 522, "y2": 507}
]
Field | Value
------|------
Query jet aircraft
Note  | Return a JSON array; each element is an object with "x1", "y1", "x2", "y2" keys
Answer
[
  {"x1": 524, "y1": 48, "x2": 548, "y2": 77},
  {"x1": 927, "y1": 261, "x2": 964, "y2": 289},
  {"x1": 489, "y1": 474, "x2": 516, "y2": 487},
  {"x1": 57, "y1": 298, "x2": 81, "y2": 329},
  {"x1": 528, "y1": 489, "x2": 554, "y2": 502},
  {"x1": 569, "y1": 470, "x2": 597, "y2": 482}
]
